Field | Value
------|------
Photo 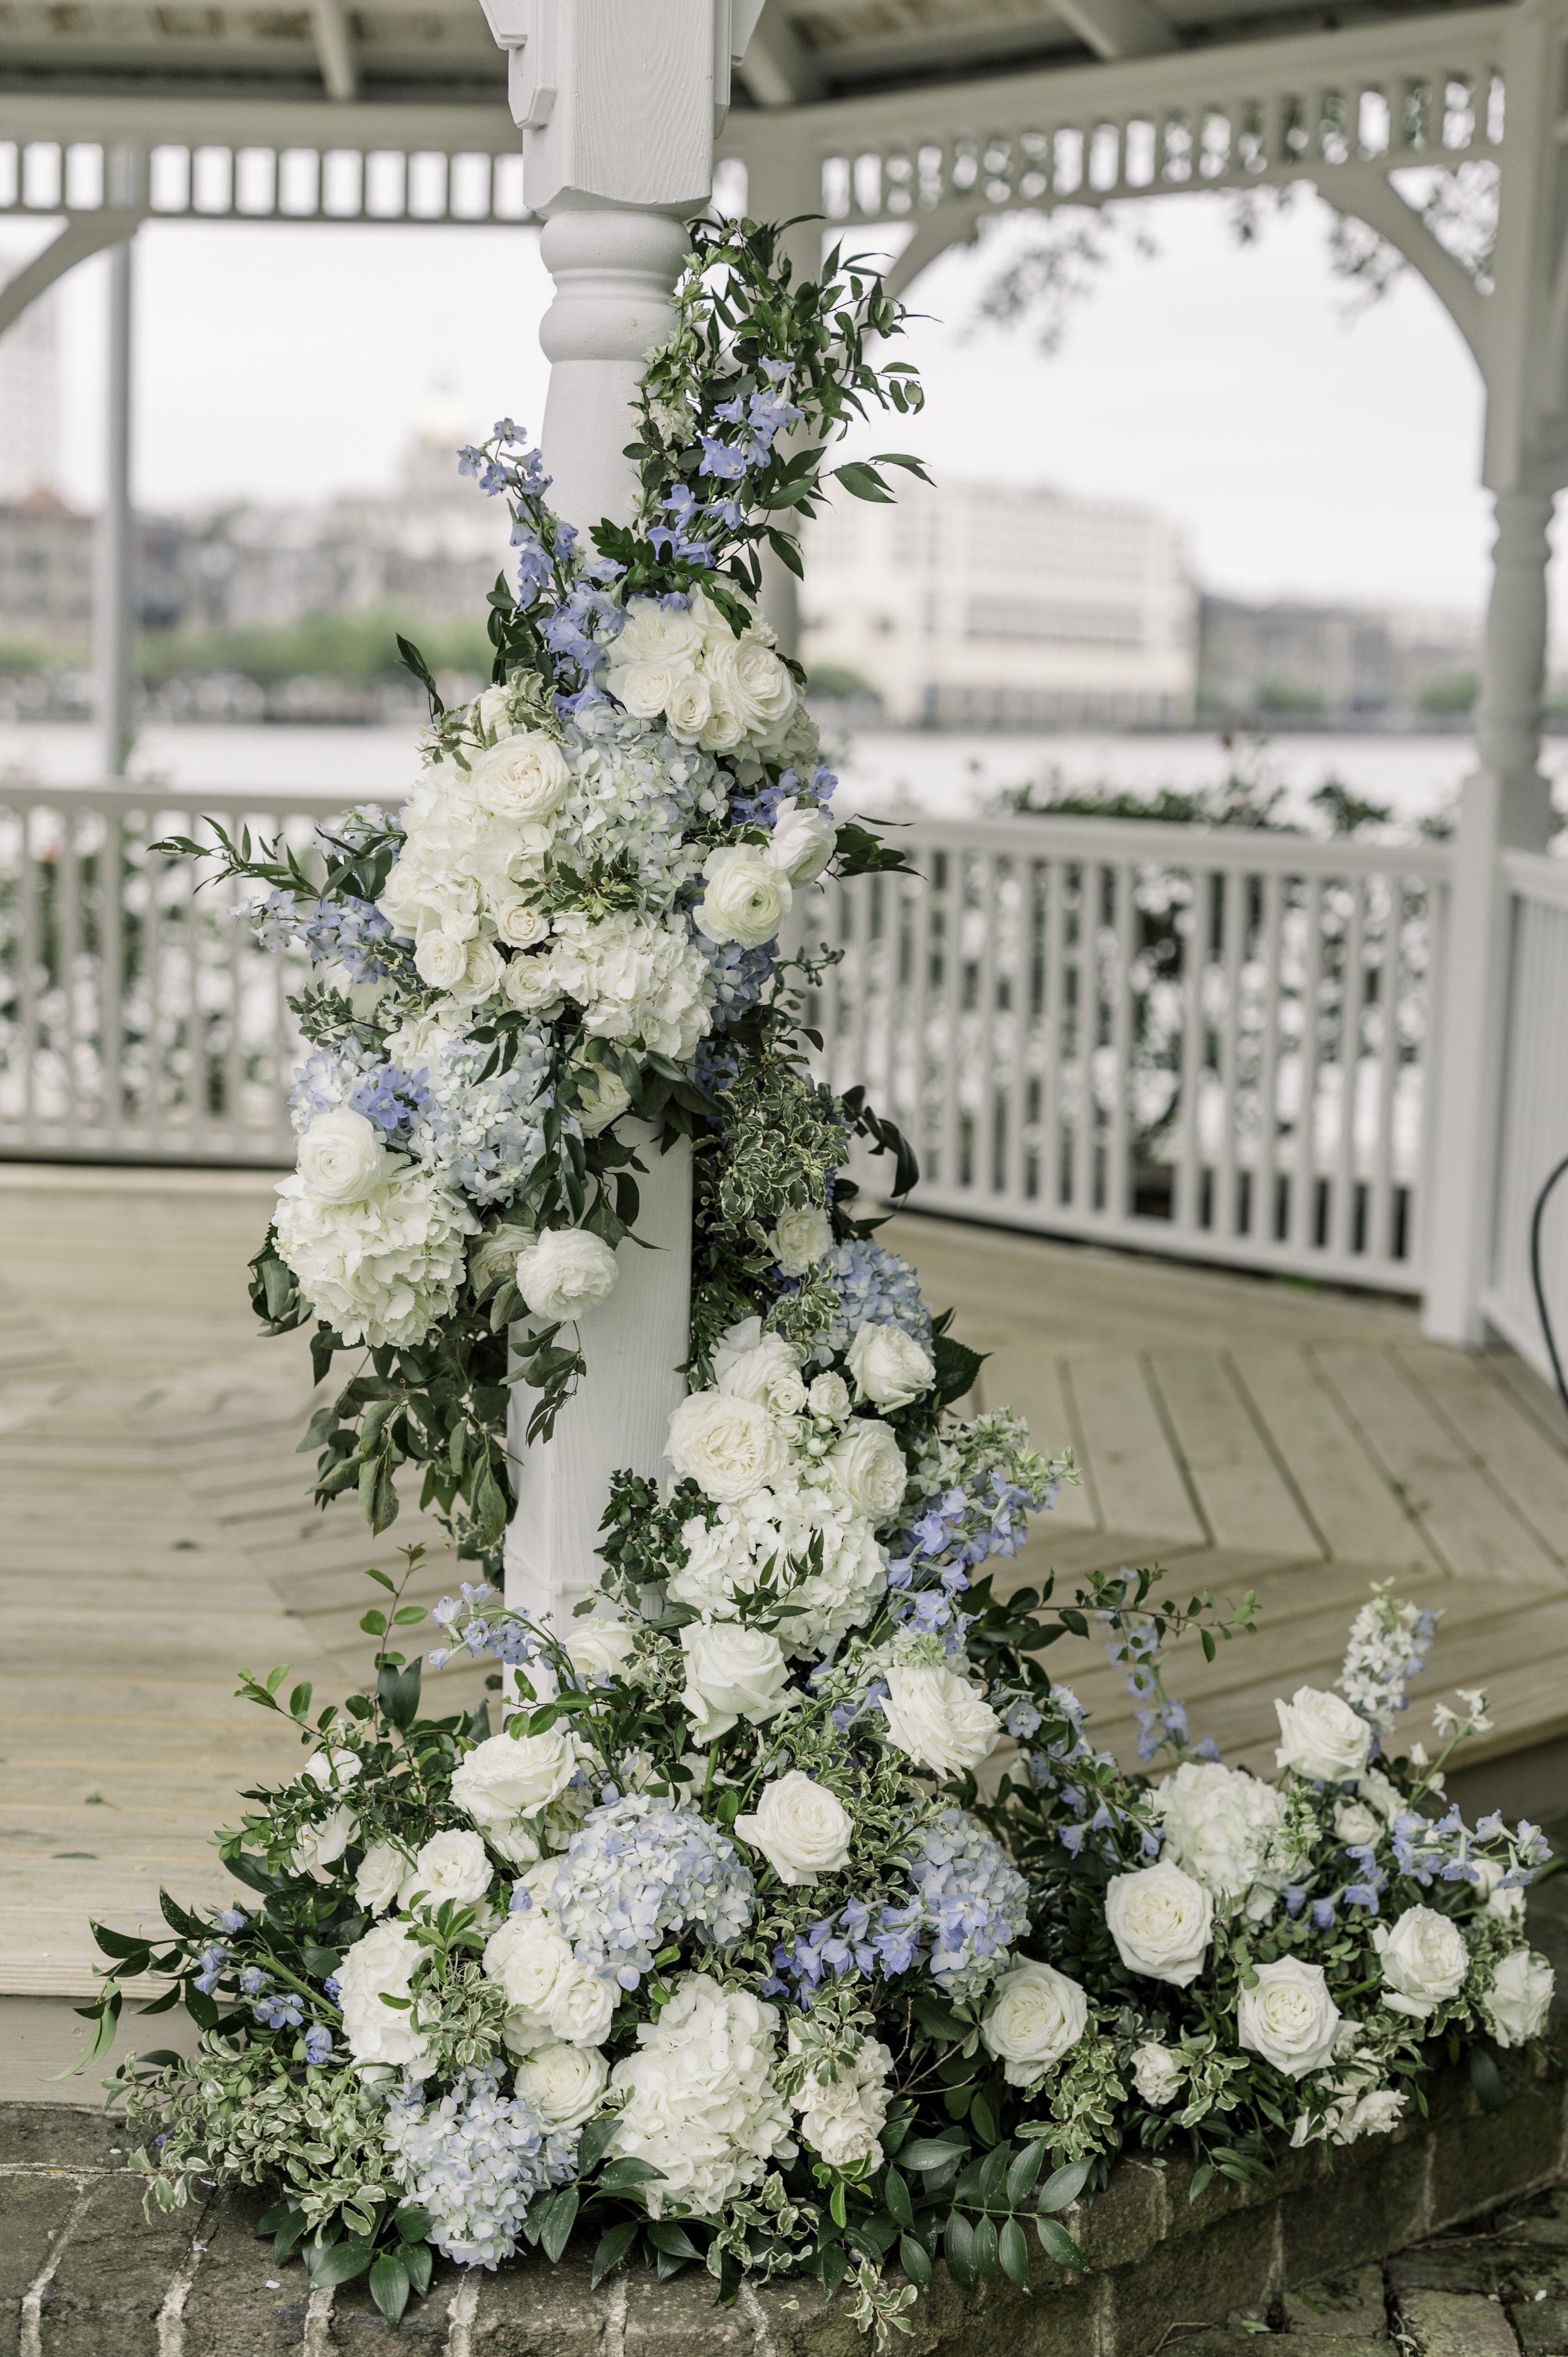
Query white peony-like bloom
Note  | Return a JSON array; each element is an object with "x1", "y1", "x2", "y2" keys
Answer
[
  {"x1": 469, "y1": 1218, "x2": 537, "y2": 1296},
  {"x1": 273, "y1": 1160, "x2": 477, "y2": 1351},
  {"x1": 824, "y1": 1419, "x2": 908, "y2": 1522},
  {"x1": 845, "y1": 1321, "x2": 936, "y2": 1411},
  {"x1": 1482, "y1": 1947, "x2": 1554, "y2": 2048},
  {"x1": 767, "y1": 796, "x2": 837, "y2": 885},
  {"x1": 1373, "y1": 1905, "x2": 1469, "y2": 2019},
  {"x1": 516, "y1": 1228, "x2": 619, "y2": 1322},
  {"x1": 681, "y1": 1622, "x2": 792, "y2": 1744},
  {"x1": 289, "y1": 1804, "x2": 357, "y2": 1876},
  {"x1": 450, "y1": 1728, "x2": 580, "y2": 1851},
  {"x1": 610, "y1": 1972, "x2": 795, "y2": 2218},
  {"x1": 512, "y1": 2041, "x2": 610, "y2": 2132},
  {"x1": 337, "y1": 1921, "x2": 431, "y2": 2072},
  {"x1": 694, "y1": 844, "x2": 793, "y2": 950},
  {"x1": 704, "y1": 634, "x2": 797, "y2": 740},
  {"x1": 1274, "y1": 1686, "x2": 1375, "y2": 1782},
  {"x1": 771, "y1": 1204, "x2": 834, "y2": 1277},
  {"x1": 1131, "y1": 2041, "x2": 1184, "y2": 2107},
  {"x1": 399, "y1": 1829, "x2": 494, "y2": 1914},
  {"x1": 563, "y1": 1615, "x2": 639, "y2": 1682},
  {"x1": 734, "y1": 1771, "x2": 853, "y2": 1886},
  {"x1": 790, "y1": 2030, "x2": 893, "y2": 2169},
  {"x1": 879, "y1": 1661, "x2": 1001, "y2": 1777},
  {"x1": 1237, "y1": 1958, "x2": 1342, "y2": 2078},
  {"x1": 980, "y1": 1961, "x2": 1089, "y2": 2087},
  {"x1": 1104, "y1": 1860, "x2": 1214, "y2": 1988},
  {"x1": 467, "y1": 731, "x2": 571, "y2": 823},
  {"x1": 668, "y1": 1469, "x2": 887, "y2": 1661},
  {"x1": 667, "y1": 1388, "x2": 788, "y2": 1502},
  {"x1": 297, "y1": 1109, "x2": 390, "y2": 1205},
  {"x1": 575, "y1": 1064, "x2": 632, "y2": 1138},
  {"x1": 715, "y1": 1332, "x2": 808, "y2": 1418},
  {"x1": 355, "y1": 1839, "x2": 410, "y2": 1918},
  {"x1": 1153, "y1": 1761, "x2": 1295, "y2": 1918}
]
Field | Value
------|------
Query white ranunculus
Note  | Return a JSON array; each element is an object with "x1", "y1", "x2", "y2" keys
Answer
[
  {"x1": 468, "y1": 730, "x2": 571, "y2": 822},
  {"x1": 980, "y1": 1961, "x2": 1089, "y2": 2087},
  {"x1": 289, "y1": 1804, "x2": 357, "y2": 1876},
  {"x1": 1104, "y1": 1860, "x2": 1214, "y2": 1988},
  {"x1": 667, "y1": 1388, "x2": 787, "y2": 1503},
  {"x1": 502, "y1": 954, "x2": 564, "y2": 1018},
  {"x1": 845, "y1": 1321, "x2": 936, "y2": 1411},
  {"x1": 771, "y1": 1204, "x2": 833, "y2": 1276},
  {"x1": 399, "y1": 1829, "x2": 494, "y2": 1914},
  {"x1": 575, "y1": 1065, "x2": 632, "y2": 1138},
  {"x1": 1483, "y1": 1947, "x2": 1554, "y2": 2048},
  {"x1": 450, "y1": 1728, "x2": 579, "y2": 1838},
  {"x1": 680, "y1": 1622, "x2": 792, "y2": 1744},
  {"x1": 824, "y1": 1420, "x2": 909, "y2": 1522},
  {"x1": 766, "y1": 796, "x2": 837, "y2": 885},
  {"x1": 1153, "y1": 1760, "x2": 1294, "y2": 1917},
  {"x1": 1473, "y1": 1858, "x2": 1528, "y2": 1925},
  {"x1": 302, "y1": 1746, "x2": 362, "y2": 1790},
  {"x1": 879, "y1": 1661, "x2": 1000, "y2": 1777},
  {"x1": 354, "y1": 1839, "x2": 409, "y2": 1917},
  {"x1": 495, "y1": 898, "x2": 549, "y2": 950},
  {"x1": 544, "y1": 1957, "x2": 617, "y2": 2048},
  {"x1": 705, "y1": 635, "x2": 797, "y2": 738},
  {"x1": 297, "y1": 1109, "x2": 389, "y2": 1205},
  {"x1": 563, "y1": 1615, "x2": 638, "y2": 1682},
  {"x1": 1131, "y1": 2041, "x2": 1184, "y2": 2107},
  {"x1": 516, "y1": 1229, "x2": 619, "y2": 1322},
  {"x1": 1237, "y1": 1958, "x2": 1342, "y2": 2078},
  {"x1": 663, "y1": 670, "x2": 713, "y2": 743},
  {"x1": 792, "y1": 2030, "x2": 893, "y2": 2169},
  {"x1": 337, "y1": 1921, "x2": 430, "y2": 2072},
  {"x1": 694, "y1": 844, "x2": 793, "y2": 950},
  {"x1": 1333, "y1": 1799, "x2": 1384, "y2": 1848},
  {"x1": 470, "y1": 1219, "x2": 537, "y2": 1296},
  {"x1": 1274, "y1": 1686, "x2": 1375, "y2": 1782},
  {"x1": 482, "y1": 1909, "x2": 573, "y2": 2021},
  {"x1": 808, "y1": 1372, "x2": 851, "y2": 1422},
  {"x1": 414, "y1": 930, "x2": 471, "y2": 991},
  {"x1": 513, "y1": 2041, "x2": 610, "y2": 2132},
  {"x1": 1373, "y1": 1905, "x2": 1469, "y2": 2019},
  {"x1": 610, "y1": 1972, "x2": 795, "y2": 2218},
  {"x1": 734, "y1": 1771, "x2": 853, "y2": 1886}
]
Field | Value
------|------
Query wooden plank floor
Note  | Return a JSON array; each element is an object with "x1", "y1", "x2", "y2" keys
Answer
[{"x1": 2, "y1": 1169, "x2": 1565, "y2": 1996}]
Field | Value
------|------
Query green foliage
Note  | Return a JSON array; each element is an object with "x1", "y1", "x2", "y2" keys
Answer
[{"x1": 138, "y1": 610, "x2": 494, "y2": 689}]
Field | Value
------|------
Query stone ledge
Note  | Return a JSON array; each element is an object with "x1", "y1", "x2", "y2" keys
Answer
[{"x1": 4, "y1": 2060, "x2": 1566, "y2": 2357}]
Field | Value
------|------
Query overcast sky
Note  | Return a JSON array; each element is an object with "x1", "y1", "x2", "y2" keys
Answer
[{"x1": 18, "y1": 182, "x2": 1517, "y2": 618}]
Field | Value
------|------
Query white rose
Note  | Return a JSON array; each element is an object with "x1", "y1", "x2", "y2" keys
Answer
[
  {"x1": 336, "y1": 1920, "x2": 430, "y2": 2072},
  {"x1": 354, "y1": 1839, "x2": 408, "y2": 1917},
  {"x1": 495, "y1": 898, "x2": 549, "y2": 950},
  {"x1": 502, "y1": 954, "x2": 564, "y2": 1017},
  {"x1": 482, "y1": 1909, "x2": 574, "y2": 2018},
  {"x1": 697, "y1": 693, "x2": 748, "y2": 756},
  {"x1": 1373, "y1": 1905, "x2": 1469, "y2": 2018},
  {"x1": 808, "y1": 1373, "x2": 851, "y2": 1422},
  {"x1": 297, "y1": 1109, "x2": 389, "y2": 1205},
  {"x1": 1237, "y1": 1957, "x2": 1342, "y2": 2078},
  {"x1": 1333, "y1": 1799, "x2": 1384, "y2": 1848},
  {"x1": 845, "y1": 1322, "x2": 936, "y2": 1411},
  {"x1": 766, "y1": 797, "x2": 836, "y2": 885},
  {"x1": 514, "y1": 2041, "x2": 610, "y2": 2132},
  {"x1": 734, "y1": 1770, "x2": 853, "y2": 1886},
  {"x1": 615, "y1": 596, "x2": 707, "y2": 669},
  {"x1": 680, "y1": 1622, "x2": 791, "y2": 1744},
  {"x1": 516, "y1": 1229, "x2": 619, "y2": 1322},
  {"x1": 1482, "y1": 1947, "x2": 1554, "y2": 2048},
  {"x1": 575, "y1": 1065, "x2": 632, "y2": 1138},
  {"x1": 1104, "y1": 1860, "x2": 1214, "y2": 1989},
  {"x1": 609, "y1": 656, "x2": 686, "y2": 720},
  {"x1": 879, "y1": 1661, "x2": 1000, "y2": 1777},
  {"x1": 667, "y1": 1388, "x2": 787, "y2": 1503},
  {"x1": 694, "y1": 844, "x2": 793, "y2": 951},
  {"x1": 544, "y1": 1957, "x2": 617, "y2": 2048},
  {"x1": 663, "y1": 670, "x2": 712, "y2": 743},
  {"x1": 1131, "y1": 2041, "x2": 1184, "y2": 2107},
  {"x1": 289, "y1": 1804, "x2": 357, "y2": 1876},
  {"x1": 1274, "y1": 1686, "x2": 1375, "y2": 1782},
  {"x1": 399, "y1": 1828, "x2": 494, "y2": 1914},
  {"x1": 715, "y1": 1330, "x2": 808, "y2": 1417},
  {"x1": 1357, "y1": 1769, "x2": 1404, "y2": 1822},
  {"x1": 470, "y1": 1219, "x2": 537, "y2": 1295},
  {"x1": 1473, "y1": 1859, "x2": 1528, "y2": 1925},
  {"x1": 451, "y1": 939, "x2": 504, "y2": 1004},
  {"x1": 771, "y1": 1204, "x2": 833, "y2": 1276},
  {"x1": 980, "y1": 1961, "x2": 1089, "y2": 2087},
  {"x1": 825, "y1": 1420, "x2": 908, "y2": 1521},
  {"x1": 563, "y1": 1615, "x2": 638, "y2": 1682},
  {"x1": 302, "y1": 1746, "x2": 362, "y2": 1790},
  {"x1": 468, "y1": 730, "x2": 571, "y2": 822},
  {"x1": 413, "y1": 930, "x2": 471, "y2": 991},
  {"x1": 704, "y1": 635, "x2": 797, "y2": 737},
  {"x1": 450, "y1": 1727, "x2": 579, "y2": 1836}
]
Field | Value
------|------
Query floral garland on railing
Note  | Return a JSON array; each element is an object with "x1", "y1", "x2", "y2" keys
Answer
[{"x1": 102, "y1": 220, "x2": 1557, "y2": 2339}]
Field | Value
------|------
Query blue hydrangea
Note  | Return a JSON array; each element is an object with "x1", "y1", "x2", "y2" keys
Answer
[
  {"x1": 383, "y1": 2062, "x2": 578, "y2": 2268},
  {"x1": 526, "y1": 1794, "x2": 754, "y2": 1991},
  {"x1": 405, "y1": 1030, "x2": 552, "y2": 1208},
  {"x1": 289, "y1": 1038, "x2": 383, "y2": 1131},
  {"x1": 810, "y1": 1240, "x2": 933, "y2": 1365},
  {"x1": 903, "y1": 1809, "x2": 1031, "y2": 1999},
  {"x1": 700, "y1": 931, "x2": 776, "y2": 1028}
]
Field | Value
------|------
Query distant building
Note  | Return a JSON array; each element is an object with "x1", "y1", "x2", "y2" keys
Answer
[
  {"x1": 0, "y1": 257, "x2": 60, "y2": 504},
  {"x1": 1197, "y1": 595, "x2": 1480, "y2": 723},
  {"x1": 800, "y1": 480, "x2": 1197, "y2": 728},
  {"x1": 0, "y1": 488, "x2": 92, "y2": 655}
]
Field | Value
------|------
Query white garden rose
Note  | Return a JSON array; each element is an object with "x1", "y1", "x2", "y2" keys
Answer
[
  {"x1": 450, "y1": 1727, "x2": 580, "y2": 1839},
  {"x1": 609, "y1": 657, "x2": 686, "y2": 720},
  {"x1": 563, "y1": 1615, "x2": 639, "y2": 1682},
  {"x1": 470, "y1": 1219, "x2": 536, "y2": 1295},
  {"x1": 1131, "y1": 2041, "x2": 1184, "y2": 2107},
  {"x1": 767, "y1": 797, "x2": 837, "y2": 885},
  {"x1": 845, "y1": 1321, "x2": 936, "y2": 1411},
  {"x1": 771, "y1": 1204, "x2": 833, "y2": 1276},
  {"x1": 681, "y1": 1622, "x2": 792, "y2": 1744},
  {"x1": 734, "y1": 1771, "x2": 853, "y2": 1886},
  {"x1": 1332, "y1": 1799, "x2": 1384, "y2": 1848},
  {"x1": 502, "y1": 954, "x2": 565, "y2": 1018},
  {"x1": 697, "y1": 693, "x2": 748, "y2": 757},
  {"x1": 667, "y1": 1388, "x2": 787, "y2": 1503},
  {"x1": 296, "y1": 1109, "x2": 389, "y2": 1205},
  {"x1": 610, "y1": 1972, "x2": 795, "y2": 2218},
  {"x1": 544, "y1": 1957, "x2": 617, "y2": 2048},
  {"x1": 614, "y1": 595, "x2": 707, "y2": 669},
  {"x1": 289, "y1": 1805, "x2": 357, "y2": 1876},
  {"x1": 1482, "y1": 1947, "x2": 1554, "y2": 2048},
  {"x1": 1274, "y1": 1686, "x2": 1375, "y2": 1782},
  {"x1": 575, "y1": 1064, "x2": 632, "y2": 1138},
  {"x1": 1153, "y1": 1761, "x2": 1294, "y2": 1917},
  {"x1": 1373, "y1": 1905, "x2": 1469, "y2": 2018},
  {"x1": 354, "y1": 1839, "x2": 409, "y2": 1917},
  {"x1": 980, "y1": 1961, "x2": 1089, "y2": 2087},
  {"x1": 1236, "y1": 1957, "x2": 1342, "y2": 2078},
  {"x1": 495, "y1": 897, "x2": 549, "y2": 950},
  {"x1": 808, "y1": 1372, "x2": 851, "y2": 1422},
  {"x1": 694, "y1": 844, "x2": 793, "y2": 950},
  {"x1": 468, "y1": 730, "x2": 571, "y2": 822},
  {"x1": 715, "y1": 1329, "x2": 808, "y2": 1417},
  {"x1": 452, "y1": 939, "x2": 505, "y2": 1004},
  {"x1": 705, "y1": 635, "x2": 797, "y2": 738},
  {"x1": 879, "y1": 1661, "x2": 1001, "y2": 1777},
  {"x1": 337, "y1": 1921, "x2": 431, "y2": 2072},
  {"x1": 482, "y1": 1909, "x2": 574, "y2": 2021},
  {"x1": 515, "y1": 1228, "x2": 619, "y2": 1322},
  {"x1": 791, "y1": 2030, "x2": 893, "y2": 2169},
  {"x1": 413, "y1": 930, "x2": 471, "y2": 991},
  {"x1": 1104, "y1": 1860, "x2": 1214, "y2": 1988},
  {"x1": 663, "y1": 670, "x2": 713, "y2": 742},
  {"x1": 513, "y1": 2041, "x2": 610, "y2": 2132},
  {"x1": 399, "y1": 1829, "x2": 494, "y2": 1914},
  {"x1": 824, "y1": 1420, "x2": 908, "y2": 1521}
]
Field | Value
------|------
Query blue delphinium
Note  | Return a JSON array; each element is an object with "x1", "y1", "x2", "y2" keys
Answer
[
  {"x1": 810, "y1": 1240, "x2": 933, "y2": 1363},
  {"x1": 349, "y1": 1062, "x2": 430, "y2": 1146},
  {"x1": 255, "y1": 890, "x2": 398, "y2": 982},
  {"x1": 383, "y1": 2062, "x2": 578, "y2": 2267},
  {"x1": 524, "y1": 1794, "x2": 754, "y2": 1991}
]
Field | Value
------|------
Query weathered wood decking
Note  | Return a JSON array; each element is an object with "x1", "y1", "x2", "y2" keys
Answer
[{"x1": 2, "y1": 1168, "x2": 1565, "y2": 1998}]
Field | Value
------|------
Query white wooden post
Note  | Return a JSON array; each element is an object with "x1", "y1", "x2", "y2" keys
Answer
[
  {"x1": 482, "y1": 0, "x2": 761, "y2": 1628},
  {"x1": 95, "y1": 228, "x2": 135, "y2": 779}
]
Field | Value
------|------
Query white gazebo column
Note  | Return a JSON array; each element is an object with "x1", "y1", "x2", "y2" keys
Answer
[{"x1": 95, "y1": 234, "x2": 135, "y2": 779}]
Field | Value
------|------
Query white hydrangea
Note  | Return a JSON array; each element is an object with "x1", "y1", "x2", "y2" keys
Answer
[
  {"x1": 544, "y1": 908, "x2": 714, "y2": 1060},
  {"x1": 273, "y1": 1159, "x2": 477, "y2": 1349},
  {"x1": 378, "y1": 758, "x2": 554, "y2": 950},
  {"x1": 609, "y1": 1972, "x2": 796, "y2": 2216},
  {"x1": 790, "y1": 2029, "x2": 894, "y2": 2169},
  {"x1": 667, "y1": 1469, "x2": 887, "y2": 1659},
  {"x1": 1153, "y1": 1761, "x2": 1297, "y2": 1920}
]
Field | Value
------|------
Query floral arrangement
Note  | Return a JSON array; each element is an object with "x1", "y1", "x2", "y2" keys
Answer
[{"x1": 101, "y1": 219, "x2": 1557, "y2": 2340}]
